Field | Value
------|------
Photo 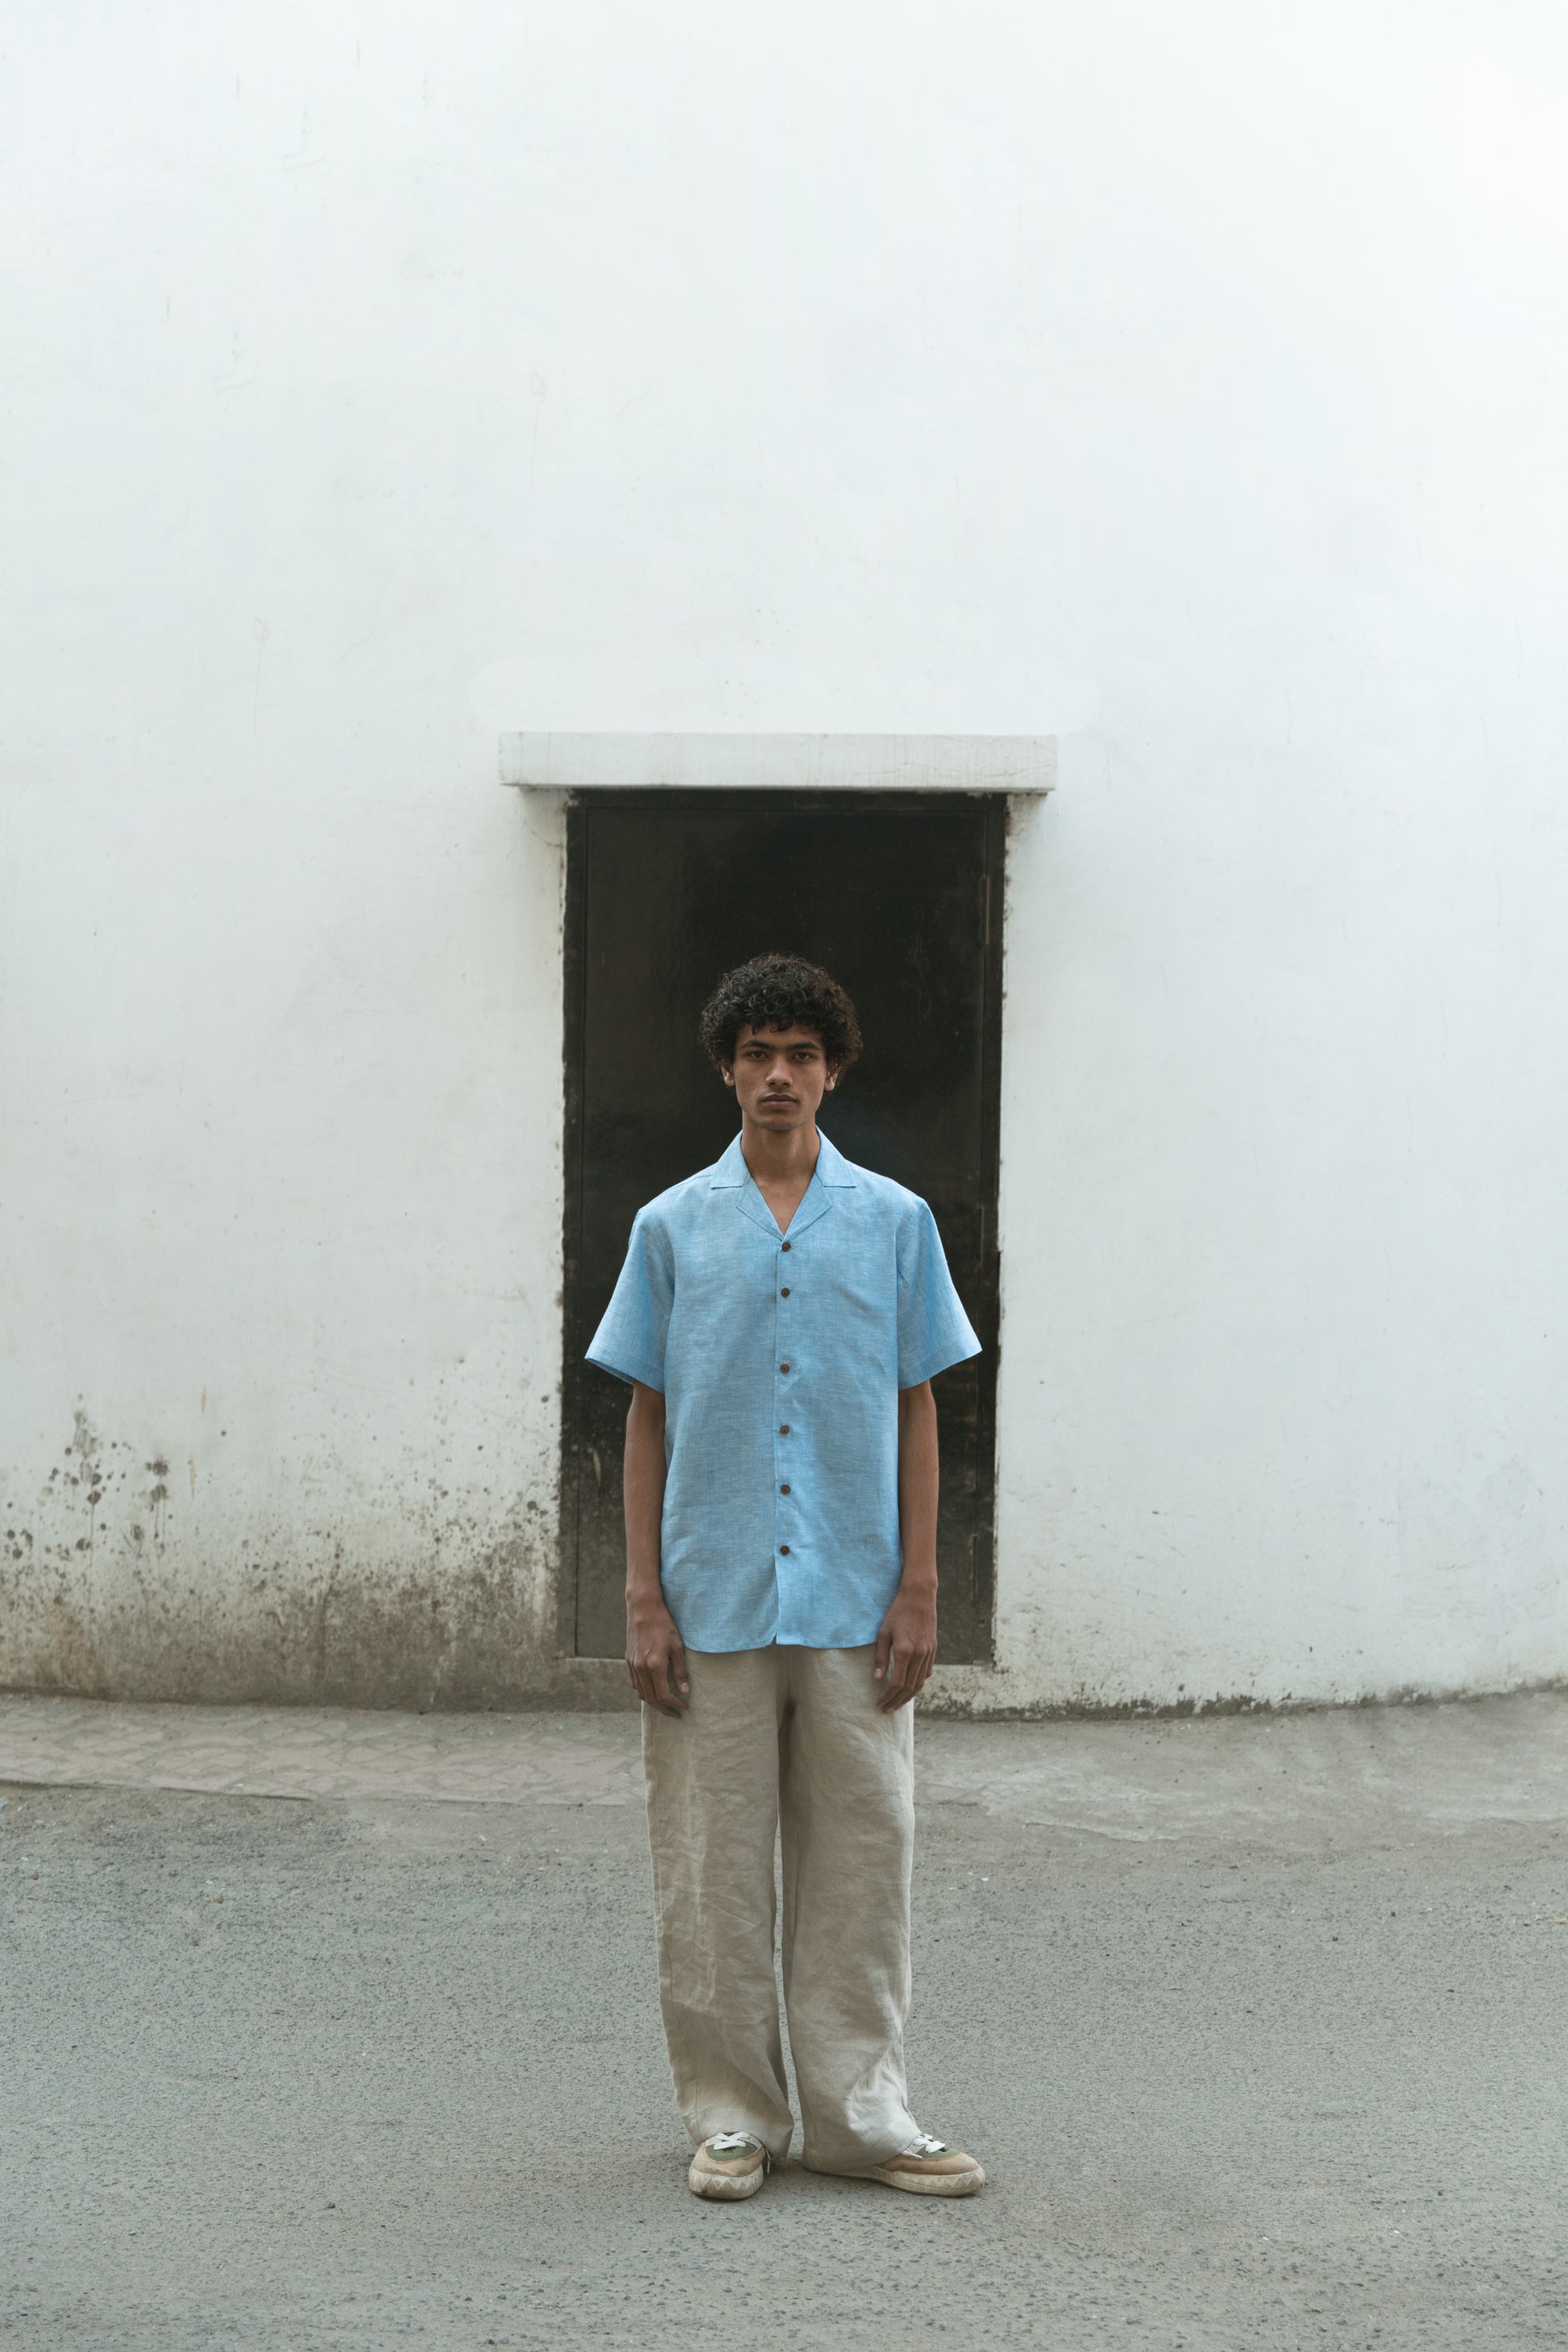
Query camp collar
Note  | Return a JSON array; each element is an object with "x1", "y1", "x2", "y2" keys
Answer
[{"x1": 710, "y1": 1126, "x2": 859, "y2": 1239}]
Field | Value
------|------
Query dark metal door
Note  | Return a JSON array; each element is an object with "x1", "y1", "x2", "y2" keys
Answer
[{"x1": 562, "y1": 790, "x2": 1003, "y2": 1663}]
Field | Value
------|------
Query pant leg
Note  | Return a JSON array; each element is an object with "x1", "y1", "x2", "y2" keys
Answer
[
  {"x1": 641, "y1": 1644, "x2": 794, "y2": 2160},
  {"x1": 778, "y1": 1645, "x2": 919, "y2": 2174}
]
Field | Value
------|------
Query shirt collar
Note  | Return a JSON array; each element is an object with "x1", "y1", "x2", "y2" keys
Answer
[
  {"x1": 708, "y1": 1132, "x2": 751, "y2": 1188},
  {"x1": 812, "y1": 1128, "x2": 860, "y2": 1187},
  {"x1": 709, "y1": 1126, "x2": 858, "y2": 1239},
  {"x1": 708, "y1": 1128, "x2": 860, "y2": 1189}
]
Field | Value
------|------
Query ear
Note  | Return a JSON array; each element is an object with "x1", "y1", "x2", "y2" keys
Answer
[
  {"x1": 824, "y1": 1068, "x2": 839, "y2": 1092},
  {"x1": 720, "y1": 1064, "x2": 735, "y2": 1089}
]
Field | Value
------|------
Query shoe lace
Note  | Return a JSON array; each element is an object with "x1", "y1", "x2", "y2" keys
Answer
[
  {"x1": 707, "y1": 2132, "x2": 759, "y2": 2152},
  {"x1": 902, "y1": 2131, "x2": 948, "y2": 2157}
]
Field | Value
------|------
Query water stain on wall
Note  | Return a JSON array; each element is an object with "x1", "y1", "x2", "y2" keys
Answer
[{"x1": 0, "y1": 1405, "x2": 613, "y2": 1711}]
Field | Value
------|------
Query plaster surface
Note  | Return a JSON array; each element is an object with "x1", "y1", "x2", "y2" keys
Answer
[{"x1": 6, "y1": 2, "x2": 1568, "y2": 1707}]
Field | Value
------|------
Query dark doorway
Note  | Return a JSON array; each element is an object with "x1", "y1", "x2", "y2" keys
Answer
[{"x1": 562, "y1": 790, "x2": 1004, "y2": 1663}]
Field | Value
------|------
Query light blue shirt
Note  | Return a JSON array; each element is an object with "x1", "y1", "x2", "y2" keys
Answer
[{"x1": 586, "y1": 1128, "x2": 981, "y2": 1653}]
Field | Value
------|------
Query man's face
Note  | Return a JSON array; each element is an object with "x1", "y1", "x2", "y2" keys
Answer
[{"x1": 723, "y1": 1022, "x2": 838, "y2": 1131}]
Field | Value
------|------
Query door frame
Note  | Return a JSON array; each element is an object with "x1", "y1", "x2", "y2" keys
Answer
[{"x1": 558, "y1": 786, "x2": 1006, "y2": 1665}]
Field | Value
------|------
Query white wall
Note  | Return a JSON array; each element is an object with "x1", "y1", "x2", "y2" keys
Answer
[{"x1": 3, "y1": 0, "x2": 1566, "y2": 1707}]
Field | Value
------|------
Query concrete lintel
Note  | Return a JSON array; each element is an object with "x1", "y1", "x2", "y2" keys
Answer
[{"x1": 498, "y1": 732, "x2": 1056, "y2": 794}]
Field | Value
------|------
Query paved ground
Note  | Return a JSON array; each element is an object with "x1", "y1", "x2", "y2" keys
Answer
[{"x1": 3, "y1": 1690, "x2": 1566, "y2": 2350}]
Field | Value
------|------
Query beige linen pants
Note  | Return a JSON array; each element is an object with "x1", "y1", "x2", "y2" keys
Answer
[{"x1": 642, "y1": 1642, "x2": 919, "y2": 2174}]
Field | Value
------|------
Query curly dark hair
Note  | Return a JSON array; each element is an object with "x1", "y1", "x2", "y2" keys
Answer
[{"x1": 699, "y1": 953, "x2": 863, "y2": 1075}]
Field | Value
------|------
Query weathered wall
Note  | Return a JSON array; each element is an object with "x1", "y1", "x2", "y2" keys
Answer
[
  {"x1": 3, "y1": 1, "x2": 1567, "y2": 1709},
  {"x1": 1, "y1": 782, "x2": 575, "y2": 1704}
]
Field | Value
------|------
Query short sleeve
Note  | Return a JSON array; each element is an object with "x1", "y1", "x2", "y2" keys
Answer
[
  {"x1": 896, "y1": 1198, "x2": 981, "y2": 1389},
  {"x1": 586, "y1": 1209, "x2": 674, "y2": 1390}
]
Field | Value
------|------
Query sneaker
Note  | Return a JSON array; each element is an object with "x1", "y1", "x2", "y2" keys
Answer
[
  {"x1": 863, "y1": 2131, "x2": 985, "y2": 2196},
  {"x1": 688, "y1": 2131, "x2": 770, "y2": 2201}
]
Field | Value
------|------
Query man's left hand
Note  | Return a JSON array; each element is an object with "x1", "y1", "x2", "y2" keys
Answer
[{"x1": 873, "y1": 1583, "x2": 937, "y2": 1711}]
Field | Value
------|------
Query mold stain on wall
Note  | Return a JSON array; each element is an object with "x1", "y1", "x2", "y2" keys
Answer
[{"x1": 0, "y1": 1402, "x2": 579, "y2": 1711}]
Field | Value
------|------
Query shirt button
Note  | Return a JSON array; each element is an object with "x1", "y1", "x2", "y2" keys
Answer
[
  {"x1": 780, "y1": 1483, "x2": 790, "y2": 1495},
  {"x1": 781, "y1": 1241, "x2": 791, "y2": 1251},
  {"x1": 779, "y1": 1362, "x2": 790, "y2": 1373},
  {"x1": 779, "y1": 1424, "x2": 790, "y2": 1435},
  {"x1": 780, "y1": 1286, "x2": 790, "y2": 1296},
  {"x1": 779, "y1": 1544, "x2": 791, "y2": 1555}
]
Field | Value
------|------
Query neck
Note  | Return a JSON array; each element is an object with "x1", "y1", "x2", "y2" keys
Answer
[{"x1": 739, "y1": 1116, "x2": 822, "y2": 1186}]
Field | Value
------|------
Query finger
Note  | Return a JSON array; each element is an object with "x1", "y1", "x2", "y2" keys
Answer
[
  {"x1": 888, "y1": 1661, "x2": 925, "y2": 1710},
  {"x1": 637, "y1": 1663, "x2": 676, "y2": 1714},
  {"x1": 641, "y1": 1666, "x2": 681, "y2": 1717},
  {"x1": 669, "y1": 1636, "x2": 691, "y2": 1697},
  {"x1": 657, "y1": 1648, "x2": 689, "y2": 1712},
  {"x1": 890, "y1": 1645, "x2": 935, "y2": 1709},
  {"x1": 873, "y1": 1626, "x2": 892, "y2": 1681}
]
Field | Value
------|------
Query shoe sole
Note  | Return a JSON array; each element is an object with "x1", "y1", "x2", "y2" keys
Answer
[
  {"x1": 689, "y1": 2162, "x2": 767, "y2": 2201},
  {"x1": 861, "y1": 2163, "x2": 986, "y2": 2197}
]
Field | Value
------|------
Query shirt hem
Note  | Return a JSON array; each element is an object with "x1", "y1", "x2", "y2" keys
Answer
[
  {"x1": 681, "y1": 1631, "x2": 886, "y2": 1655},
  {"x1": 898, "y1": 1342, "x2": 982, "y2": 1390},
  {"x1": 584, "y1": 1350, "x2": 664, "y2": 1391}
]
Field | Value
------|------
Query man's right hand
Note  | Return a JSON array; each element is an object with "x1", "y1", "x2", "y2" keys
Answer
[{"x1": 626, "y1": 1595, "x2": 690, "y2": 1715}]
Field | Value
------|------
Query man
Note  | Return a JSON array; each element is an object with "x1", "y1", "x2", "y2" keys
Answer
[{"x1": 587, "y1": 952, "x2": 985, "y2": 2202}]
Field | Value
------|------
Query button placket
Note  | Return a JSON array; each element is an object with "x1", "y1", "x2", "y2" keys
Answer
[
  {"x1": 774, "y1": 1239, "x2": 797, "y2": 1574},
  {"x1": 775, "y1": 1402, "x2": 793, "y2": 1557}
]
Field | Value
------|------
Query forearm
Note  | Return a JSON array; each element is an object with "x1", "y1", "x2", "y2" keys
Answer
[
  {"x1": 896, "y1": 1379, "x2": 940, "y2": 1592},
  {"x1": 877, "y1": 1379, "x2": 940, "y2": 1707},
  {"x1": 623, "y1": 1381, "x2": 687, "y2": 1713},
  {"x1": 623, "y1": 1381, "x2": 668, "y2": 1601}
]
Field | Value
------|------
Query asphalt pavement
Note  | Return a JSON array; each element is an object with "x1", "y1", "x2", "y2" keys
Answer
[{"x1": 3, "y1": 1690, "x2": 1566, "y2": 2350}]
